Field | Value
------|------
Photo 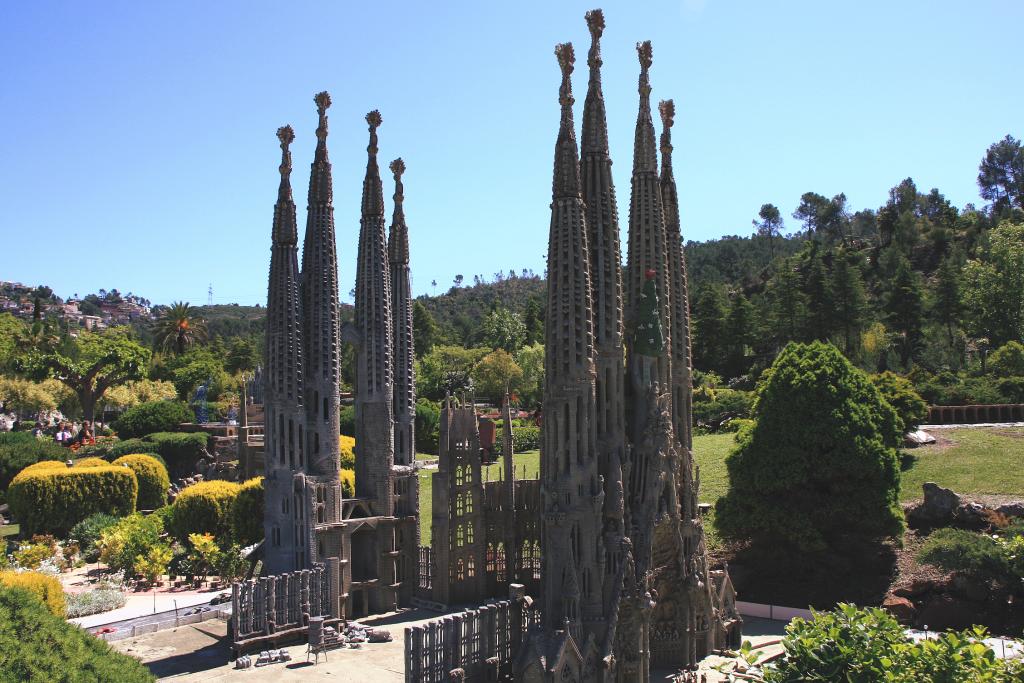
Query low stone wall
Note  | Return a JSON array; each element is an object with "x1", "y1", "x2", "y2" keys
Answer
[{"x1": 926, "y1": 404, "x2": 1024, "y2": 425}]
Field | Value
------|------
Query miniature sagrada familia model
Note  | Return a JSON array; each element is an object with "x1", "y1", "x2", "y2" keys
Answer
[
  {"x1": 515, "y1": 10, "x2": 741, "y2": 681},
  {"x1": 261, "y1": 93, "x2": 419, "y2": 619}
]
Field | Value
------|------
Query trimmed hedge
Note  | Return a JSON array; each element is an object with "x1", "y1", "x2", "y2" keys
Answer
[
  {"x1": 0, "y1": 586, "x2": 155, "y2": 683},
  {"x1": 0, "y1": 571, "x2": 65, "y2": 617},
  {"x1": 230, "y1": 477, "x2": 264, "y2": 547},
  {"x1": 169, "y1": 480, "x2": 241, "y2": 543},
  {"x1": 142, "y1": 431, "x2": 208, "y2": 478},
  {"x1": 493, "y1": 426, "x2": 541, "y2": 455},
  {"x1": 112, "y1": 400, "x2": 192, "y2": 439},
  {"x1": 17, "y1": 460, "x2": 68, "y2": 475},
  {"x1": 340, "y1": 435, "x2": 355, "y2": 470},
  {"x1": 73, "y1": 457, "x2": 108, "y2": 468},
  {"x1": 8, "y1": 465, "x2": 137, "y2": 535},
  {"x1": 112, "y1": 454, "x2": 170, "y2": 510},
  {"x1": 341, "y1": 469, "x2": 355, "y2": 498},
  {"x1": 0, "y1": 432, "x2": 65, "y2": 497}
]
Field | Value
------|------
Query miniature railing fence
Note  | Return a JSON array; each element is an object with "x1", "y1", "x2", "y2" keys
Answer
[
  {"x1": 404, "y1": 599, "x2": 535, "y2": 683},
  {"x1": 926, "y1": 403, "x2": 1024, "y2": 425},
  {"x1": 230, "y1": 565, "x2": 330, "y2": 652}
]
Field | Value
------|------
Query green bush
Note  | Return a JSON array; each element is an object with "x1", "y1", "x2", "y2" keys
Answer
[
  {"x1": 692, "y1": 387, "x2": 754, "y2": 429},
  {"x1": 341, "y1": 469, "x2": 355, "y2": 498},
  {"x1": 169, "y1": 480, "x2": 241, "y2": 543},
  {"x1": 871, "y1": 371, "x2": 928, "y2": 430},
  {"x1": 142, "y1": 431, "x2": 209, "y2": 477},
  {"x1": 715, "y1": 342, "x2": 904, "y2": 555},
  {"x1": 96, "y1": 513, "x2": 165, "y2": 576},
  {"x1": 415, "y1": 398, "x2": 440, "y2": 454},
  {"x1": 112, "y1": 400, "x2": 192, "y2": 438},
  {"x1": 112, "y1": 454, "x2": 170, "y2": 510},
  {"x1": 0, "y1": 586, "x2": 155, "y2": 683},
  {"x1": 339, "y1": 405, "x2": 355, "y2": 438},
  {"x1": 339, "y1": 435, "x2": 355, "y2": 470},
  {"x1": 0, "y1": 572, "x2": 65, "y2": 617},
  {"x1": 996, "y1": 376, "x2": 1024, "y2": 402},
  {"x1": 8, "y1": 465, "x2": 137, "y2": 536},
  {"x1": 918, "y1": 528, "x2": 1010, "y2": 582},
  {"x1": 230, "y1": 477, "x2": 264, "y2": 547},
  {"x1": 766, "y1": 603, "x2": 1024, "y2": 682},
  {"x1": 0, "y1": 432, "x2": 65, "y2": 498},
  {"x1": 69, "y1": 512, "x2": 120, "y2": 562},
  {"x1": 989, "y1": 341, "x2": 1024, "y2": 377},
  {"x1": 493, "y1": 425, "x2": 542, "y2": 456}
]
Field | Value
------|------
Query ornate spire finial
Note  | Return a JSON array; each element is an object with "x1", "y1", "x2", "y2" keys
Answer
[
  {"x1": 556, "y1": 43, "x2": 575, "y2": 111},
  {"x1": 659, "y1": 99, "x2": 675, "y2": 129},
  {"x1": 659, "y1": 99, "x2": 675, "y2": 174},
  {"x1": 586, "y1": 8, "x2": 605, "y2": 38},
  {"x1": 366, "y1": 109, "x2": 382, "y2": 156},
  {"x1": 314, "y1": 91, "x2": 331, "y2": 144},
  {"x1": 390, "y1": 157, "x2": 405, "y2": 182},
  {"x1": 276, "y1": 125, "x2": 295, "y2": 204},
  {"x1": 637, "y1": 41, "x2": 653, "y2": 97},
  {"x1": 390, "y1": 157, "x2": 406, "y2": 236},
  {"x1": 585, "y1": 9, "x2": 605, "y2": 74}
]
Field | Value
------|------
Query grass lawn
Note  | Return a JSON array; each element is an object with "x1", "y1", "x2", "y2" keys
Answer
[
  {"x1": 899, "y1": 427, "x2": 1024, "y2": 502},
  {"x1": 0, "y1": 523, "x2": 19, "y2": 539},
  {"x1": 415, "y1": 428, "x2": 1024, "y2": 550}
]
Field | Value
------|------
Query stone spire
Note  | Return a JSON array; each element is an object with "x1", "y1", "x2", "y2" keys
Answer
[
  {"x1": 580, "y1": 7, "x2": 627, "y2": 540},
  {"x1": 354, "y1": 110, "x2": 395, "y2": 510},
  {"x1": 388, "y1": 158, "x2": 414, "y2": 468},
  {"x1": 301, "y1": 92, "x2": 341, "y2": 478},
  {"x1": 659, "y1": 99, "x2": 693, "y2": 453},
  {"x1": 626, "y1": 42, "x2": 672, "y2": 393},
  {"x1": 264, "y1": 124, "x2": 307, "y2": 574},
  {"x1": 500, "y1": 393, "x2": 517, "y2": 586},
  {"x1": 541, "y1": 41, "x2": 607, "y2": 650}
]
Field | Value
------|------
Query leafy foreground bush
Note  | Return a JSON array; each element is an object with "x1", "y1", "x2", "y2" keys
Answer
[
  {"x1": 716, "y1": 342, "x2": 904, "y2": 555},
  {"x1": 0, "y1": 431, "x2": 64, "y2": 497},
  {"x1": 341, "y1": 469, "x2": 355, "y2": 498},
  {"x1": 8, "y1": 464, "x2": 137, "y2": 536},
  {"x1": 230, "y1": 477, "x2": 264, "y2": 547},
  {"x1": 65, "y1": 583, "x2": 126, "y2": 618},
  {"x1": 919, "y1": 525, "x2": 1024, "y2": 585},
  {"x1": 112, "y1": 399, "x2": 192, "y2": 439},
  {"x1": 97, "y1": 513, "x2": 167, "y2": 577},
  {"x1": 339, "y1": 435, "x2": 355, "y2": 470},
  {"x1": 0, "y1": 586, "x2": 155, "y2": 683},
  {"x1": 871, "y1": 371, "x2": 928, "y2": 431},
  {"x1": 0, "y1": 571, "x2": 65, "y2": 617},
  {"x1": 766, "y1": 604, "x2": 1024, "y2": 682},
  {"x1": 112, "y1": 454, "x2": 170, "y2": 510},
  {"x1": 70, "y1": 512, "x2": 120, "y2": 562}
]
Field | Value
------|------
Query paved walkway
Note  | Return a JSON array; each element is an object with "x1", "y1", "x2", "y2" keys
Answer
[{"x1": 73, "y1": 590, "x2": 225, "y2": 630}]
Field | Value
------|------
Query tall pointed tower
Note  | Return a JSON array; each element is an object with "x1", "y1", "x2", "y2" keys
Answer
[
  {"x1": 659, "y1": 100, "x2": 693, "y2": 455},
  {"x1": 580, "y1": 9, "x2": 627, "y2": 548},
  {"x1": 537, "y1": 40, "x2": 609, "y2": 672},
  {"x1": 388, "y1": 158, "x2": 415, "y2": 468},
  {"x1": 354, "y1": 110, "x2": 395, "y2": 513},
  {"x1": 263, "y1": 125, "x2": 307, "y2": 575},
  {"x1": 301, "y1": 92, "x2": 342, "y2": 479}
]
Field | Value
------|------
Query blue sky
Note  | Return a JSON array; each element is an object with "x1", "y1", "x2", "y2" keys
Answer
[{"x1": 1, "y1": 1, "x2": 1021, "y2": 306}]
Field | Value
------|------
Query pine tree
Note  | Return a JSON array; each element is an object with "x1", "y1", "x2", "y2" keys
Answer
[
  {"x1": 802, "y1": 250, "x2": 833, "y2": 342},
  {"x1": 767, "y1": 260, "x2": 807, "y2": 349},
  {"x1": 830, "y1": 250, "x2": 868, "y2": 356},
  {"x1": 692, "y1": 284, "x2": 728, "y2": 374},
  {"x1": 932, "y1": 256, "x2": 961, "y2": 348},
  {"x1": 886, "y1": 255, "x2": 925, "y2": 368},
  {"x1": 724, "y1": 293, "x2": 755, "y2": 378}
]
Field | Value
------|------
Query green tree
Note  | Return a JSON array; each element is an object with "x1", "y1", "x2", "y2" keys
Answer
[
  {"x1": 766, "y1": 260, "x2": 806, "y2": 348},
  {"x1": 794, "y1": 192, "x2": 850, "y2": 245},
  {"x1": 978, "y1": 134, "x2": 1024, "y2": 214},
  {"x1": 522, "y1": 296, "x2": 545, "y2": 346},
  {"x1": 224, "y1": 338, "x2": 258, "y2": 374},
  {"x1": 752, "y1": 203, "x2": 784, "y2": 260},
  {"x1": 886, "y1": 255, "x2": 925, "y2": 367},
  {"x1": 480, "y1": 307, "x2": 527, "y2": 352},
  {"x1": 931, "y1": 255, "x2": 961, "y2": 348},
  {"x1": 0, "y1": 314, "x2": 25, "y2": 371},
  {"x1": 870, "y1": 371, "x2": 927, "y2": 430},
  {"x1": 153, "y1": 302, "x2": 208, "y2": 355},
  {"x1": 989, "y1": 341, "x2": 1024, "y2": 377},
  {"x1": 801, "y1": 250, "x2": 833, "y2": 341},
  {"x1": 20, "y1": 329, "x2": 150, "y2": 423},
  {"x1": 472, "y1": 349, "x2": 523, "y2": 401},
  {"x1": 514, "y1": 343, "x2": 545, "y2": 407},
  {"x1": 829, "y1": 250, "x2": 868, "y2": 355},
  {"x1": 715, "y1": 342, "x2": 904, "y2": 555},
  {"x1": 692, "y1": 284, "x2": 728, "y2": 373},
  {"x1": 961, "y1": 222, "x2": 1024, "y2": 345},
  {"x1": 416, "y1": 345, "x2": 489, "y2": 400},
  {"x1": 412, "y1": 301, "x2": 438, "y2": 358},
  {"x1": 723, "y1": 293, "x2": 754, "y2": 378}
]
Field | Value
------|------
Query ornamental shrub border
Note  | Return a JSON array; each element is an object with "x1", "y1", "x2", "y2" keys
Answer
[
  {"x1": 8, "y1": 465, "x2": 137, "y2": 536},
  {"x1": 112, "y1": 454, "x2": 170, "y2": 510},
  {"x1": 169, "y1": 480, "x2": 241, "y2": 544},
  {"x1": 0, "y1": 571, "x2": 66, "y2": 617}
]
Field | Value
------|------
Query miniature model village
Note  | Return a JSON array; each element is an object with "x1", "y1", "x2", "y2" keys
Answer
[{"x1": 229, "y1": 9, "x2": 743, "y2": 681}]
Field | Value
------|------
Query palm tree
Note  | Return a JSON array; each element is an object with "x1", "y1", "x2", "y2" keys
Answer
[{"x1": 154, "y1": 302, "x2": 208, "y2": 354}]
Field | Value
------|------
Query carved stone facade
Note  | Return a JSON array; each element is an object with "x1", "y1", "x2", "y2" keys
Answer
[
  {"x1": 427, "y1": 395, "x2": 542, "y2": 608},
  {"x1": 260, "y1": 95, "x2": 418, "y2": 620}
]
